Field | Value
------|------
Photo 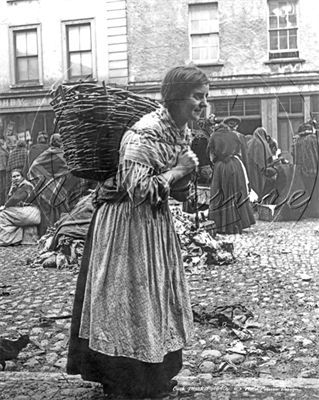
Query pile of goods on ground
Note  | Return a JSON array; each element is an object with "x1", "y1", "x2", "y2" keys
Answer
[{"x1": 170, "y1": 204, "x2": 235, "y2": 272}]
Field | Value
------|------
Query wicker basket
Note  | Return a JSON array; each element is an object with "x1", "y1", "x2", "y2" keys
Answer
[
  {"x1": 257, "y1": 204, "x2": 282, "y2": 222},
  {"x1": 50, "y1": 82, "x2": 160, "y2": 181}
]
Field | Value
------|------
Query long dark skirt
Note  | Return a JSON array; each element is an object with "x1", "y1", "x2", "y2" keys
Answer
[
  {"x1": 262, "y1": 164, "x2": 310, "y2": 221},
  {"x1": 301, "y1": 171, "x2": 319, "y2": 218},
  {"x1": 208, "y1": 157, "x2": 255, "y2": 234},
  {"x1": 67, "y1": 212, "x2": 182, "y2": 398}
]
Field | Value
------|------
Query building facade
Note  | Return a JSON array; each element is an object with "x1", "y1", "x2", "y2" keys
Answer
[
  {"x1": 126, "y1": 0, "x2": 319, "y2": 161},
  {"x1": 0, "y1": 0, "x2": 318, "y2": 161},
  {"x1": 0, "y1": 0, "x2": 128, "y2": 144}
]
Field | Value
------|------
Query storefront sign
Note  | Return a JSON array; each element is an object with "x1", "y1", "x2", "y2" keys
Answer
[
  {"x1": 210, "y1": 83, "x2": 319, "y2": 97},
  {"x1": 17, "y1": 131, "x2": 31, "y2": 141},
  {"x1": 0, "y1": 96, "x2": 52, "y2": 109}
]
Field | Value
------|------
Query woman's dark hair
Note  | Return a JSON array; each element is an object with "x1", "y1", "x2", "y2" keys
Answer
[
  {"x1": 16, "y1": 139, "x2": 26, "y2": 148},
  {"x1": 11, "y1": 168, "x2": 24, "y2": 178},
  {"x1": 161, "y1": 65, "x2": 209, "y2": 113}
]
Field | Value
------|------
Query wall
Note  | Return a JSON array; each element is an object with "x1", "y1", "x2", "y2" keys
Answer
[
  {"x1": 0, "y1": 0, "x2": 127, "y2": 92},
  {"x1": 127, "y1": 0, "x2": 319, "y2": 83}
]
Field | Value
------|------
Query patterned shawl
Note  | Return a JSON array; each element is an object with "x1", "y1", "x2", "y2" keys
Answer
[
  {"x1": 0, "y1": 146, "x2": 9, "y2": 171},
  {"x1": 93, "y1": 106, "x2": 192, "y2": 207},
  {"x1": 23, "y1": 143, "x2": 49, "y2": 176},
  {"x1": 5, "y1": 147, "x2": 29, "y2": 193},
  {"x1": 6, "y1": 147, "x2": 28, "y2": 173},
  {"x1": 27, "y1": 147, "x2": 81, "y2": 210}
]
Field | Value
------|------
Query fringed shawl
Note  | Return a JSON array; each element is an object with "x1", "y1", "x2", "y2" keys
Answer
[{"x1": 93, "y1": 107, "x2": 192, "y2": 208}]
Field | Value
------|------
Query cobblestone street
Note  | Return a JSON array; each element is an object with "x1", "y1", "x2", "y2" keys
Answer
[{"x1": 1, "y1": 218, "x2": 319, "y2": 399}]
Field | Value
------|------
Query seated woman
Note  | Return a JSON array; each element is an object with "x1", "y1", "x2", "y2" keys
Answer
[{"x1": 0, "y1": 169, "x2": 41, "y2": 246}]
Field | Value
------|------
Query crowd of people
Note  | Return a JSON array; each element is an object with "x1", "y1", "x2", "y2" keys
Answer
[
  {"x1": 0, "y1": 64, "x2": 318, "y2": 398},
  {"x1": 0, "y1": 132, "x2": 92, "y2": 246},
  {"x1": 190, "y1": 113, "x2": 318, "y2": 234}
]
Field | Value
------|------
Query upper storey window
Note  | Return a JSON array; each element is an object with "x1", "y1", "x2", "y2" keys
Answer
[
  {"x1": 189, "y1": 3, "x2": 219, "y2": 64},
  {"x1": 268, "y1": 0, "x2": 299, "y2": 60}
]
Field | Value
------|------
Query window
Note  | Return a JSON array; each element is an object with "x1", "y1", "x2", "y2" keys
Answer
[
  {"x1": 278, "y1": 95, "x2": 304, "y2": 161},
  {"x1": 14, "y1": 29, "x2": 39, "y2": 83},
  {"x1": 268, "y1": 0, "x2": 299, "y2": 59},
  {"x1": 210, "y1": 98, "x2": 261, "y2": 134},
  {"x1": 66, "y1": 23, "x2": 93, "y2": 80},
  {"x1": 211, "y1": 98, "x2": 261, "y2": 118},
  {"x1": 278, "y1": 95, "x2": 303, "y2": 115},
  {"x1": 189, "y1": 3, "x2": 219, "y2": 63},
  {"x1": 311, "y1": 95, "x2": 319, "y2": 124}
]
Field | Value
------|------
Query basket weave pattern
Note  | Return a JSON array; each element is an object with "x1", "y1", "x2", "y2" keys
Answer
[{"x1": 50, "y1": 82, "x2": 160, "y2": 181}]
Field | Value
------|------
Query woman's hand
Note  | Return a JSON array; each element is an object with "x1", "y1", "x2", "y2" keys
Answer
[
  {"x1": 175, "y1": 149, "x2": 199, "y2": 175},
  {"x1": 160, "y1": 149, "x2": 199, "y2": 185}
]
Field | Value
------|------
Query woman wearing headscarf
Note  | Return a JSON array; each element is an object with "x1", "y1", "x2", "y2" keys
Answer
[
  {"x1": 207, "y1": 123, "x2": 255, "y2": 234},
  {"x1": 292, "y1": 120, "x2": 319, "y2": 217},
  {"x1": 0, "y1": 169, "x2": 40, "y2": 246},
  {"x1": 222, "y1": 116, "x2": 251, "y2": 182},
  {"x1": 67, "y1": 65, "x2": 208, "y2": 398},
  {"x1": 247, "y1": 127, "x2": 275, "y2": 199},
  {"x1": 5, "y1": 139, "x2": 28, "y2": 197},
  {"x1": 26, "y1": 133, "x2": 84, "y2": 236}
]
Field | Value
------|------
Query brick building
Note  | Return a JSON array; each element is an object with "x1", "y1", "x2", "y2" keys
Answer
[{"x1": 0, "y1": 0, "x2": 318, "y2": 161}]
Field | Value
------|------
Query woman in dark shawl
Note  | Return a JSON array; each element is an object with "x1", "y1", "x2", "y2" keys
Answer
[
  {"x1": 67, "y1": 65, "x2": 209, "y2": 398},
  {"x1": 292, "y1": 120, "x2": 319, "y2": 217},
  {"x1": 247, "y1": 127, "x2": 274, "y2": 199},
  {"x1": 207, "y1": 123, "x2": 255, "y2": 234}
]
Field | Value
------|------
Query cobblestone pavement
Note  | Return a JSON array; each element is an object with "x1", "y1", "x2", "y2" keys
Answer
[{"x1": 1, "y1": 218, "x2": 319, "y2": 399}]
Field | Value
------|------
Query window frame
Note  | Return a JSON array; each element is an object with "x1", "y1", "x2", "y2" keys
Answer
[
  {"x1": 311, "y1": 95, "x2": 319, "y2": 126},
  {"x1": 268, "y1": 0, "x2": 299, "y2": 60},
  {"x1": 277, "y1": 95, "x2": 304, "y2": 116},
  {"x1": 62, "y1": 18, "x2": 97, "y2": 82},
  {"x1": 189, "y1": 2, "x2": 219, "y2": 65},
  {"x1": 9, "y1": 24, "x2": 43, "y2": 87},
  {"x1": 210, "y1": 98, "x2": 261, "y2": 119},
  {"x1": 277, "y1": 95, "x2": 304, "y2": 162}
]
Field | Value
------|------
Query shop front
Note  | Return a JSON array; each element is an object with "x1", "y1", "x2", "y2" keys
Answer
[
  {"x1": 208, "y1": 78, "x2": 319, "y2": 162},
  {"x1": 0, "y1": 92, "x2": 55, "y2": 148}
]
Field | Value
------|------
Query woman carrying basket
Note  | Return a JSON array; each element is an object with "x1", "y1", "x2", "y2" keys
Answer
[{"x1": 67, "y1": 65, "x2": 209, "y2": 398}]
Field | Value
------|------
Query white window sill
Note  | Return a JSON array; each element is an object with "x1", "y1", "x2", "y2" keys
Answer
[
  {"x1": 194, "y1": 61, "x2": 224, "y2": 67},
  {"x1": 265, "y1": 58, "x2": 305, "y2": 64},
  {"x1": 10, "y1": 83, "x2": 44, "y2": 89},
  {"x1": 62, "y1": 78, "x2": 98, "y2": 84}
]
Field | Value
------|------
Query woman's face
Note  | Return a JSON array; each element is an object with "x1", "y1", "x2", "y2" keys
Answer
[
  {"x1": 12, "y1": 171, "x2": 23, "y2": 185},
  {"x1": 174, "y1": 83, "x2": 209, "y2": 128}
]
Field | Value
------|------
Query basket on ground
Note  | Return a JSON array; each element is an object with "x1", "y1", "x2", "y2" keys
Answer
[
  {"x1": 50, "y1": 82, "x2": 160, "y2": 181},
  {"x1": 257, "y1": 204, "x2": 283, "y2": 222}
]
